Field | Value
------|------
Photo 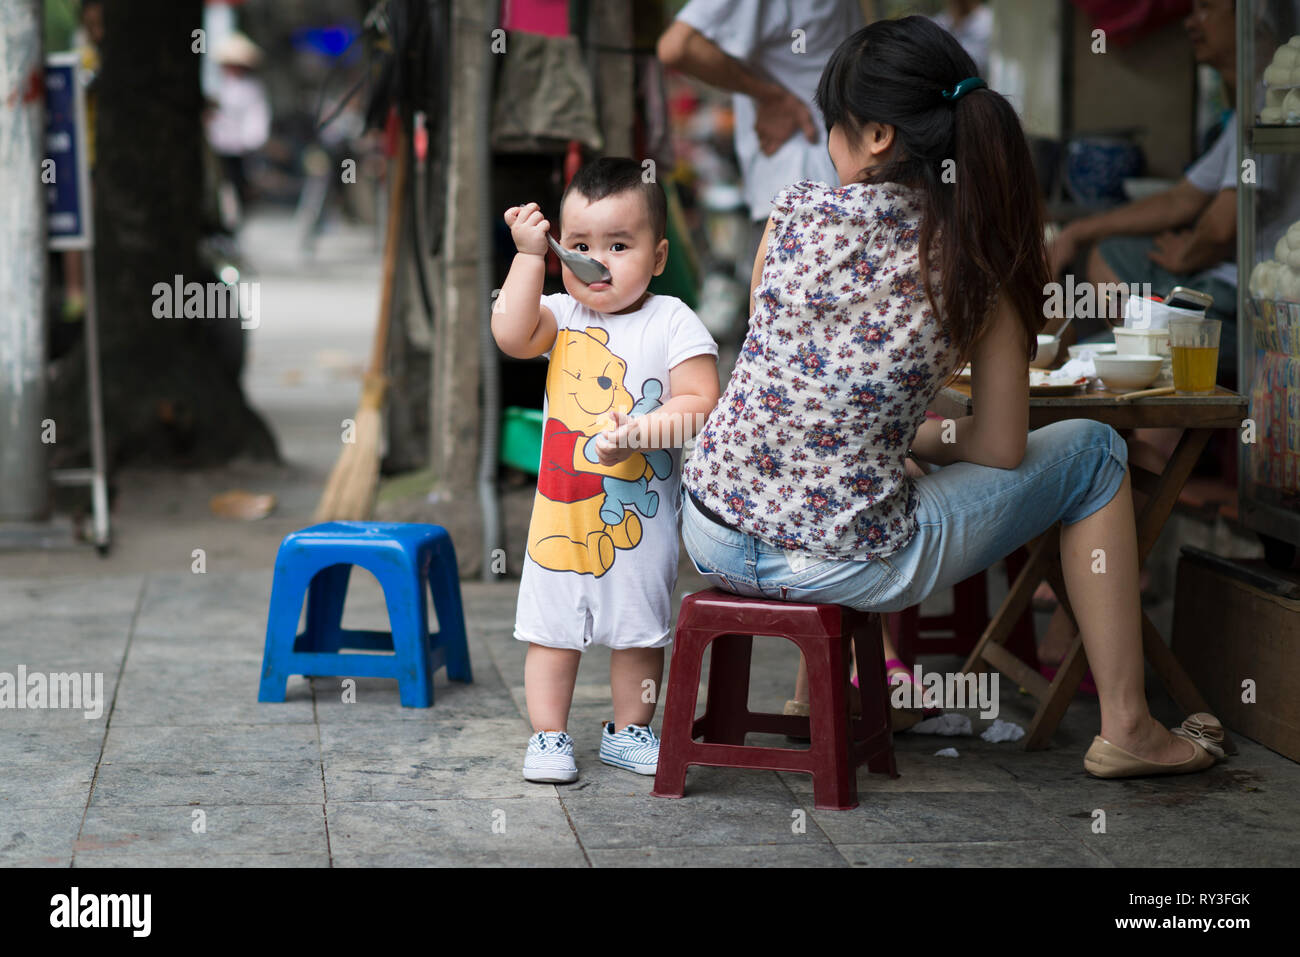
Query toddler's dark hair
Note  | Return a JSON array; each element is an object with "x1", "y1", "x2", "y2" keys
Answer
[{"x1": 562, "y1": 157, "x2": 667, "y2": 242}]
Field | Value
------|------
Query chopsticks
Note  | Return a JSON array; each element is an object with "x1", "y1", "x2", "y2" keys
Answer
[{"x1": 1114, "y1": 385, "x2": 1177, "y2": 401}]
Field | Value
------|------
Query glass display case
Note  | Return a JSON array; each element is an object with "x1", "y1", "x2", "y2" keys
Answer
[{"x1": 1238, "y1": 0, "x2": 1300, "y2": 565}]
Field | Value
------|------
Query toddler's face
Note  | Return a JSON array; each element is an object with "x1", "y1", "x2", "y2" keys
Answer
[{"x1": 558, "y1": 190, "x2": 667, "y2": 314}]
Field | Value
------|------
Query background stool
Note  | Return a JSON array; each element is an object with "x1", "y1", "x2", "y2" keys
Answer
[
  {"x1": 259, "y1": 522, "x2": 472, "y2": 707},
  {"x1": 652, "y1": 589, "x2": 897, "y2": 811},
  {"x1": 888, "y1": 547, "x2": 1038, "y2": 669}
]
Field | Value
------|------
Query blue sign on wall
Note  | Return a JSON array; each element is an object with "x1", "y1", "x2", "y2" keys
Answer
[{"x1": 45, "y1": 53, "x2": 92, "y2": 250}]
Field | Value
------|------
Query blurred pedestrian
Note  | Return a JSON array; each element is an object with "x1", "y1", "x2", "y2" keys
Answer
[{"x1": 205, "y1": 32, "x2": 271, "y2": 225}]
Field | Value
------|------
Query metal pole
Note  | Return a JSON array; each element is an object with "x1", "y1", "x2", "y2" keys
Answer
[
  {"x1": 0, "y1": 0, "x2": 49, "y2": 521},
  {"x1": 82, "y1": 244, "x2": 110, "y2": 551}
]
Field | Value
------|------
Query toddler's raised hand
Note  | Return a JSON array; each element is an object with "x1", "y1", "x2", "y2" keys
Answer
[{"x1": 504, "y1": 202, "x2": 550, "y2": 257}]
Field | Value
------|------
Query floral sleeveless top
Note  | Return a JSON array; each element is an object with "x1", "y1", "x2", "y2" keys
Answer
[{"x1": 683, "y1": 180, "x2": 960, "y2": 561}]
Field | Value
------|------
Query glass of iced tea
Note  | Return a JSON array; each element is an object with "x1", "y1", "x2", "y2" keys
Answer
[{"x1": 1169, "y1": 318, "x2": 1221, "y2": 395}]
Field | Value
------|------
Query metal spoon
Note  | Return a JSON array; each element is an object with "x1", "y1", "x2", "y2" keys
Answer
[{"x1": 546, "y1": 234, "x2": 611, "y2": 285}]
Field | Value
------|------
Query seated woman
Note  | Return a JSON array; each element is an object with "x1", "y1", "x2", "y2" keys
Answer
[{"x1": 679, "y1": 15, "x2": 1223, "y2": 778}]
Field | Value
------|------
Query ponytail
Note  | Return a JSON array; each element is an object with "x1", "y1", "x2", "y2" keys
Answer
[{"x1": 816, "y1": 17, "x2": 1048, "y2": 369}]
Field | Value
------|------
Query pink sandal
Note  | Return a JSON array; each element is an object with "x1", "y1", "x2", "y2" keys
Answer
[{"x1": 854, "y1": 659, "x2": 941, "y2": 716}]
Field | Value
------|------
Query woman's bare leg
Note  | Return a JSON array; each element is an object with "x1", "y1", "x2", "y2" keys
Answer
[
  {"x1": 792, "y1": 623, "x2": 902, "y2": 703},
  {"x1": 793, "y1": 655, "x2": 809, "y2": 703},
  {"x1": 1058, "y1": 470, "x2": 1197, "y2": 763}
]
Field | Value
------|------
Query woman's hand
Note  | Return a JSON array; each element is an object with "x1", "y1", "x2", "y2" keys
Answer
[{"x1": 504, "y1": 202, "x2": 550, "y2": 257}]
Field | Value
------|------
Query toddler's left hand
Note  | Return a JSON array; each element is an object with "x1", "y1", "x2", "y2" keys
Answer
[{"x1": 595, "y1": 410, "x2": 639, "y2": 466}]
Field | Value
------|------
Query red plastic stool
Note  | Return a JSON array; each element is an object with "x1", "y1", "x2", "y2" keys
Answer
[
  {"x1": 651, "y1": 589, "x2": 898, "y2": 811},
  {"x1": 887, "y1": 547, "x2": 1038, "y2": 669}
]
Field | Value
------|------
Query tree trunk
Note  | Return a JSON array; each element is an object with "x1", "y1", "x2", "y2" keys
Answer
[
  {"x1": 0, "y1": 1, "x2": 50, "y2": 518},
  {"x1": 49, "y1": 0, "x2": 277, "y2": 470}
]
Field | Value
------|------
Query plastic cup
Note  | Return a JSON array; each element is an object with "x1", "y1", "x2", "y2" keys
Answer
[{"x1": 1169, "y1": 318, "x2": 1221, "y2": 395}]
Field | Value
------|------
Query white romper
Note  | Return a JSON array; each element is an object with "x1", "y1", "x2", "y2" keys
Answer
[{"x1": 513, "y1": 293, "x2": 717, "y2": 650}]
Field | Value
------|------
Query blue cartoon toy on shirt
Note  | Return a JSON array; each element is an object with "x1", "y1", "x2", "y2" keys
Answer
[{"x1": 583, "y1": 378, "x2": 673, "y2": 525}]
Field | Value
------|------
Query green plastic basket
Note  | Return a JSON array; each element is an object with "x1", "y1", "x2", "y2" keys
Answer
[{"x1": 500, "y1": 406, "x2": 545, "y2": 475}]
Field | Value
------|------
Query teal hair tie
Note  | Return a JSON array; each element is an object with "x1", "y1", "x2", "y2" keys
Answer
[{"x1": 941, "y1": 77, "x2": 987, "y2": 102}]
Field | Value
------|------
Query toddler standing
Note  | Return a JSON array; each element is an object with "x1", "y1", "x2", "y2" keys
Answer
[{"x1": 492, "y1": 158, "x2": 719, "y2": 783}]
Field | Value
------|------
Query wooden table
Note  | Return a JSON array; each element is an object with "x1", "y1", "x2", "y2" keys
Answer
[{"x1": 927, "y1": 381, "x2": 1248, "y2": 750}]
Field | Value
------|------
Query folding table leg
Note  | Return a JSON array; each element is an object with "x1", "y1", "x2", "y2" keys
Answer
[
  {"x1": 1025, "y1": 635, "x2": 1090, "y2": 750},
  {"x1": 1022, "y1": 541, "x2": 1087, "y2": 749},
  {"x1": 961, "y1": 531, "x2": 1053, "y2": 675},
  {"x1": 1134, "y1": 429, "x2": 1211, "y2": 561}
]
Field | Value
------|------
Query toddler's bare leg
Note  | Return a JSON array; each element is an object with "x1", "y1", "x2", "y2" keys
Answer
[
  {"x1": 610, "y1": 646, "x2": 664, "y2": 728},
  {"x1": 525, "y1": 643, "x2": 581, "y2": 733}
]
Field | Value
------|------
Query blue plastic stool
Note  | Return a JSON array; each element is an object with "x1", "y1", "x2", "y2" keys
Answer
[{"x1": 259, "y1": 522, "x2": 472, "y2": 707}]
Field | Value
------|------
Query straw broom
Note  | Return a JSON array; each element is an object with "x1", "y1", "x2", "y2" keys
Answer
[{"x1": 313, "y1": 130, "x2": 410, "y2": 522}]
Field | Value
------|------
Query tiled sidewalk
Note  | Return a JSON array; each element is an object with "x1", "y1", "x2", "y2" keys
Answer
[{"x1": 3, "y1": 569, "x2": 1297, "y2": 868}]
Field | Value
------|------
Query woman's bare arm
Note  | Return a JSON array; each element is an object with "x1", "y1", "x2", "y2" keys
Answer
[
  {"x1": 911, "y1": 295, "x2": 1029, "y2": 470},
  {"x1": 750, "y1": 216, "x2": 774, "y2": 315}
]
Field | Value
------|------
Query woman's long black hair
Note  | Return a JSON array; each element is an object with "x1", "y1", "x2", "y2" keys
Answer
[{"x1": 816, "y1": 16, "x2": 1048, "y2": 368}]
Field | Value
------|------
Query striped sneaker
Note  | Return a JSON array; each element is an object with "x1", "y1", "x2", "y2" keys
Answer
[
  {"x1": 522, "y1": 731, "x2": 578, "y2": 784},
  {"x1": 599, "y1": 722, "x2": 659, "y2": 775}
]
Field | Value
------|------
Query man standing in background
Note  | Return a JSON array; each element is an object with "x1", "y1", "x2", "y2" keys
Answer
[{"x1": 657, "y1": 1, "x2": 865, "y2": 268}]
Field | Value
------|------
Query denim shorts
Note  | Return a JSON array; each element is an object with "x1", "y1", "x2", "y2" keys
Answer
[{"x1": 681, "y1": 418, "x2": 1129, "y2": 613}]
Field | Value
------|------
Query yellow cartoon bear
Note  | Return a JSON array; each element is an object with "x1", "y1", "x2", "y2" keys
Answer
[{"x1": 527, "y1": 327, "x2": 655, "y2": 577}]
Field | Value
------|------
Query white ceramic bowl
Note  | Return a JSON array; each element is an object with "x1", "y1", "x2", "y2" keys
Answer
[
  {"x1": 1068, "y1": 341, "x2": 1117, "y2": 359},
  {"x1": 1113, "y1": 326, "x2": 1171, "y2": 356},
  {"x1": 1094, "y1": 354, "x2": 1164, "y2": 390},
  {"x1": 1030, "y1": 334, "x2": 1060, "y2": 369}
]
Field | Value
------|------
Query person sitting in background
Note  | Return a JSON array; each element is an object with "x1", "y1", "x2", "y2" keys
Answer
[
  {"x1": 1036, "y1": 0, "x2": 1253, "y2": 672},
  {"x1": 1045, "y1": 0, "x2": 1241, "y2": 385}
]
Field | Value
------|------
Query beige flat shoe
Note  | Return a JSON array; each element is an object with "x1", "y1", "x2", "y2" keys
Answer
[
  {"x1": 783, "y1": 699, "x2": 811, "y2": 718},
  {"x1": 1084, "y1": 713, "x2": 1224, "y2": 779},
  {"x1": 890, "y1": 707, "x2": 923, "y2": 732}
]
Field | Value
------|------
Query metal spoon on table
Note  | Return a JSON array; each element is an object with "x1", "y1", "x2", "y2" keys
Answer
[{"x1": 546, "y1": 234, "x2": 611, "y2": 285}]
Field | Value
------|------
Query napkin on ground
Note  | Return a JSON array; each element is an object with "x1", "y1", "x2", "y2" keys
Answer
[
  {"x1": 908, "y1": 713, "x2": 972, "y2": 736},
  {"x1": 980, "y1": 719, "x2": 1026, "y2": 743}
]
